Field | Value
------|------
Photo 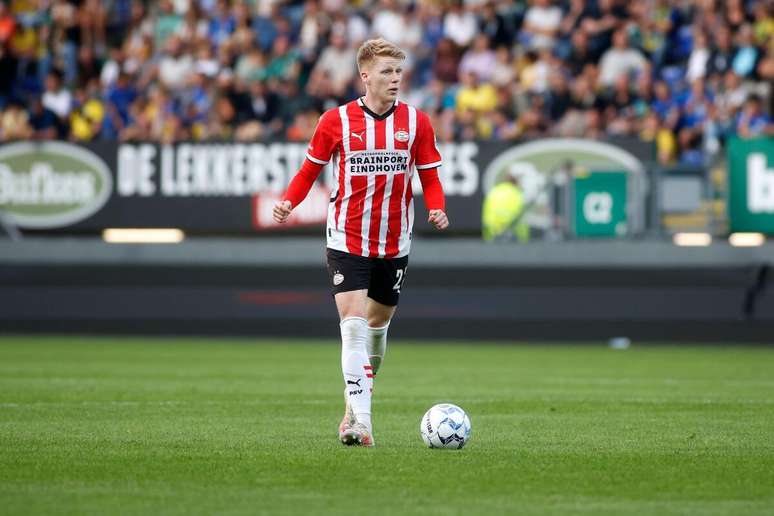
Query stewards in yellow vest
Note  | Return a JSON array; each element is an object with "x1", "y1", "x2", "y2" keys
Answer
[{"x1": 482, "y1": 177, "x2": 530, "y2": 242}]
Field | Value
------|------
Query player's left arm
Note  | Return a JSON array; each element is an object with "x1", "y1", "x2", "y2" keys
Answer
[
  {"x1": 418, "y1": 169, "x2": 448, "y2": 230},
  {"x1": 415, "y1": 111, "x2": 448, "y2": 230}
]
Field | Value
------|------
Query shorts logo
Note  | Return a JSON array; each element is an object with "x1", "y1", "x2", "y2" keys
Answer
[
  {"x1": 333, "y1": 273, "x2": 344, "y2": 286},
  {"x1": 395, "y1": 130, "x2": 409, "y2": 143}
]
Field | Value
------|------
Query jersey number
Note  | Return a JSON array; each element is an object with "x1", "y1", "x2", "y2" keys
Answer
[{"x1": 393, "y1": 268, "x2": 407, "y2": 292}]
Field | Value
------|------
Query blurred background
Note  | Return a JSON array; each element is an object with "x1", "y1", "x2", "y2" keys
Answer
[{"x1": 0, "y1": 0, "x2": 773, "y2": 342}]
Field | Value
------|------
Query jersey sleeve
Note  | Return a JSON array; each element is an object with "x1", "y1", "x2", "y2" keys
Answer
[
  {"x1": 305, "y1": 109, "x2": 341, "y2": 165},
  {"x1": 418, "y1": 167, "x2": 445, "y2": 211},
  {"x1": 414, "y1": 111, "x2": 443, "y2": 170}
]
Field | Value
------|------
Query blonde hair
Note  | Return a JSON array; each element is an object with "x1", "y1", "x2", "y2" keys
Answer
[{"x1": 356, "y1": 38, "x2": 406, "y2": 72}]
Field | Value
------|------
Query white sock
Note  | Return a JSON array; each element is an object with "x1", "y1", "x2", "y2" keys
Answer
[
  {"x1": 340, "y1": 316, "x2": 373, "y2": 432},
  {"x1": 367, "y1": 322, "x2": 389, "y2": 375}
]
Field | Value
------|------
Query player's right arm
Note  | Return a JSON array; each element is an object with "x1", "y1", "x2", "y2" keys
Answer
[{"x1": 273, "y1": 109, "x2": 341, "y2": 224}]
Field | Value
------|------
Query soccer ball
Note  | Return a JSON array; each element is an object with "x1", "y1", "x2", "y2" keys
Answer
[{"x1": 420, "y1": 403, "x2": 471, "y2": 449}]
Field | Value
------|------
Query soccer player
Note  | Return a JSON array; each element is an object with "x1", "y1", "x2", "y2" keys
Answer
[{"x1": 272, "y1": 38, "x2": 448, "y2": 447}]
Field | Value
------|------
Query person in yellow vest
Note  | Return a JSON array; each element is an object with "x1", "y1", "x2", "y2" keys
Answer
[{"x1": 482, "y1": 173, "x2": 530, "y2": 242}]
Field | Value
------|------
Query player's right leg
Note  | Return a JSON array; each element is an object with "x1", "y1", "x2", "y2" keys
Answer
[
  {"x1": 335, "y1": 289, "x2": 374, "y2": 447},
  {"x1": 326, "y1": 248, "x2": 375, "y2": 447}
]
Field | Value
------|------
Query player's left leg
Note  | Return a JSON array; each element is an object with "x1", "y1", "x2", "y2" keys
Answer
[{"x1": 365, "y1": 254, "x2": 408, "y2": 375}]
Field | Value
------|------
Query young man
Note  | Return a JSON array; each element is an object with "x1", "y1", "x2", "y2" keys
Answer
[{"x1": 272, "y1": 39, "x2": 449, "y2": 447}]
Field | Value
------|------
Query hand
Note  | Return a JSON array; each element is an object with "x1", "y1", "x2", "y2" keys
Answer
[
  {"x1": 273, "y1": 200, "x2": 293, "y2": 224},
  {"x1": 428, "y1": 209, "x2": 449, "y2": 230}
]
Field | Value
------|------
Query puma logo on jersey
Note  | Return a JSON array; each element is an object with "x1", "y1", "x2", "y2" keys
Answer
[{"x1": 351, "y1": 131, "x2": 364, "y2": 142}]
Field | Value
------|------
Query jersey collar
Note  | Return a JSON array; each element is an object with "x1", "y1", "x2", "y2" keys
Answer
[{"x1": 357, "y1": 97, "x2": 398, "y2": 121}]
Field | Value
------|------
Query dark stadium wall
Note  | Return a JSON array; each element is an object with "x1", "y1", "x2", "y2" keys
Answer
[{"x1": 2, "y1": 261, "x2": 772, "y2": 342}]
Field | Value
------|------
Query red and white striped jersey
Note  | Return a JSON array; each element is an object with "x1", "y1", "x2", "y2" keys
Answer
[{"x1": 305, "y1": 98, "x2": 442, "y2": 259}]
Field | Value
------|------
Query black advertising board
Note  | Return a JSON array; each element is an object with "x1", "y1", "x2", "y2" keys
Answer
[{"x1": 0, "y1": 138, "x2": 651, "y2": 235}]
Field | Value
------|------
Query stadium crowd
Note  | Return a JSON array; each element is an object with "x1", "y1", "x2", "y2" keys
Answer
[{"x1": 0, "y1": 0, "x2": 771, "y2": 165}]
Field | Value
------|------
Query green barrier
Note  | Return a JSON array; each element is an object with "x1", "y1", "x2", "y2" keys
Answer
[
  {"x1": 727, "y1": 136, "x2": 774, "y2": 233},
  {"x1": 573, "y1": 171, "x2": 628, "y2": 237}
]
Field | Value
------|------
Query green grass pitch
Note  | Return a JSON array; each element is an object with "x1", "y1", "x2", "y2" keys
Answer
[{"x1": 1, "y1": 336, "x2": 773, "y2": 515}]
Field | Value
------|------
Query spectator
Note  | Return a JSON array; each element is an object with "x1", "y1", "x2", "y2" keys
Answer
[
  {"x1": 0, "y1": 2, "x2": 16, "y2": 45},
  {"x1": 456, "y1": 70, "x2": 497, "y2": 133},
  {"x1": 580, "y1": 0, "x2": 626, "y2": 60},
  {"x1": 737, "y1": 95, "x2": 774, "y2": 137},
  {"x1": 307, "y1": 29, "x2": 356, "y2": 99},
  {"x1": 248, "y1": 80, "x2": 280, "y2": 127},
  {"x1": 100, "y1": 47, "x2": 124, "y2": 89},
  {"x1": 264, "y1": 34, "x2": 300, "y2": 82},
  {"x1": 157, "y1": 35, "x2": 194, "y2": 91},
  {"x1": 207, "y1": 0, "x2": 235, "y2": 48},
  {"x1": 69, "y1": 87, "x2": 105, "y2": 141},
  {"x1": 432, "y1": 38, "x2": 461, "y2": 85},
  {"x1": 752, "y1": 1, "x2": 774, "y2": 46},
  {"x1": 708, "y1": 24, "x2": 735, "y2": 77},
  {"x1": 598, "y1": 29, "x2": 647, "y2": 87},
  {"x1": 371, "y1": 0, "x2": 403, "y2": 44},
  {"x1": 686, "y1": 29, "x2": 711, "y2": 83},
  {"x1": 42, "y1": 71, "x2": 72, "y2": 122},
  {"x1": 459, "y1": 34, "x2": 496, "y2": 84},
  {"x1": 0, "y1": 101, "x2": 32, "y2": 140},
  {"x1": 479, "y1": 1, "x2": 512, "y2": 48},
  {"x1": 521, "y1": 0, "x2": 562, "y2": 50},
  {"x1": 105, "y1": 72, "x2": 138, "y2": 125},
  {"x1": 235, "y1": 46, "x2": 267, "y2": 83},
  {"x1": 154, "y1": 0, "x2": 183, "y2": 50},
  {"x1": 546, "y1": 72, "x2": 572, "y2": 122},
  {"x1": 28, "y1": 97, "x2": 59, "y2": 140},
  {"x1": 565, "y1": 30, "x2": 595, "y2": 77},
  {"x1": 443, "y1": 0, "x2": 478, "y2": 49},
  {"x1": 490, "y1": 46, "x2": 516, "y2": 88},
  {"x1": 732, "y1": 24, "x2": 760, "y2": 78}
]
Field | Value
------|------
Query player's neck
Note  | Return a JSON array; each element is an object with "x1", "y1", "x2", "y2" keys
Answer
[{"x1": 361, "y1": 94, "x2": 394, "y2": 117}]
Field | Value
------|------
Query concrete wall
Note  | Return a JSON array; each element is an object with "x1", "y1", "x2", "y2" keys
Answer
[{"x1": 1, "y1": 238, "x2": 773, "y2": 342}]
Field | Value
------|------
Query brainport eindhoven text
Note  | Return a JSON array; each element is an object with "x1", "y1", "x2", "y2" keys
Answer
[{"x1": 348, "y1": 151, "x2": 409, "y2": 174}]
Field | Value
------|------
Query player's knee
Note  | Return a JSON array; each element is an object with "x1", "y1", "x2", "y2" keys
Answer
[
  {"x1": 368, "y1": 314, "x2": 391, "y2": 327},
  {"x1": 339, "y1": 303, "x2": 367, "y2": 321}
]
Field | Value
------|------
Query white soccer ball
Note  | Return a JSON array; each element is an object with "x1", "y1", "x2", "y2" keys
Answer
[{"x1": 420, "y1": 403, "x2": 471, "y2": 449}]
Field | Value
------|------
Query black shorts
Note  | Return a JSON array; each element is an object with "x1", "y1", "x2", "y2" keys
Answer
[{"x1": 326, "y1": 248, "x2": 409, "y2": 306}]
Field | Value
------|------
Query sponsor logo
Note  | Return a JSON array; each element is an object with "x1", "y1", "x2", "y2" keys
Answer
[
  {"x1": 346, "y1": 378, "x2": 361, "y2": 387},
  {"x1": 348, "y1": 389, "x2": 363, "y2": 396},
  {"x1": 583, "y1": 192, "x2": 614, "y2": 224},
  {"x1": 119, "y1": 142, "x2": 315, "y2": 198},
  {"x1": 482, "y1": 138, "x2": 645, "y2": 231},
  {"x1": 0, "y1": 142, "x2": 112, "y2": 229},
  {"x1": 747, "y1": 153, "x2": 774, "y2": 213},
  {"x1": 347, "y1": 150, "x2": 409, "y2": 175},
  {"x1": 395, "y1": 130, "x2": 409, "y2": 142},
  {"x1": 333, "y1": 273, "x2": 344, "y2": 286},
  {"x1": 351, "y1": 131, "x2": 364, "y2": 143}
]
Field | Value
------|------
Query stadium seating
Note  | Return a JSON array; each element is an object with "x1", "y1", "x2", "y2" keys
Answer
[{"x1": 0, "y1": 0, "x2": 770, "y2": 168}]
